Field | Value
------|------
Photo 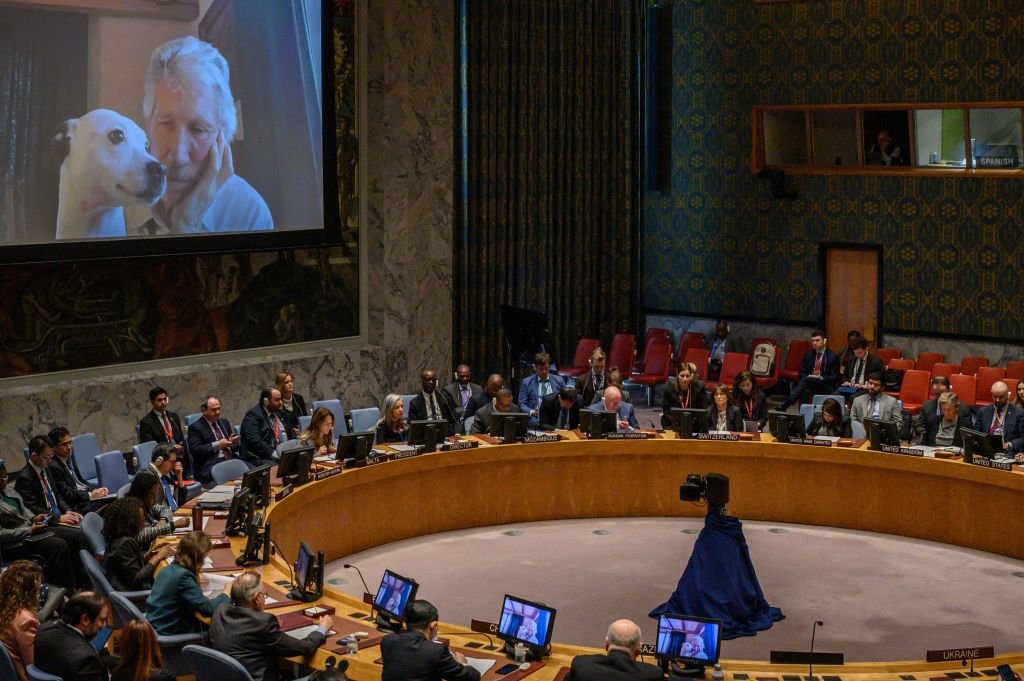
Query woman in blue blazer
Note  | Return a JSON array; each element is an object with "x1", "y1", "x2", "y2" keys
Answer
[{"x1": 145, "y1": 531, "x2": 229, "y2": 635}]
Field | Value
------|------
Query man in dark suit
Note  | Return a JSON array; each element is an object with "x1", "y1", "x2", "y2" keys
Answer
[
  {"x1": 210, "y1": 572, "x2": 331, "y2": 681},
  {"x1": 574, "y1": 347, "x2": 612, "y2": 406},
  {"x1": 464, "y1": 374, "x2": 503, "y2": 422},
  {"x1": 539, "y1": 387, "x2": 581, "y2": 430},
  {"x1": 47, "y1": 426, "x2": 109, "y2": 513},
  {"x1": 187, "y1": 395, "x2": 240, "y2": 484},
  {"x1": 442, "y1": 364, "x2": 483, "y2": 420},
  {"x1": 138, "y1": 386, "x2": 185, "y2": 454},
  {"x1": 380, "y1": 599, "x2": 480, "y2": 681},
  {"x1": 974, "y1": 381, "x2": 1024, "y2": 454},
  {"x1": 469, "y1": 389, "x2": 524, "y2": 436},
  {"x1": 781, "y1": 330, "x2": 840, "y2": 409},
  {"x1": 240, "y1": 387, "x2": 287, "y2": 467},
  {"x1": 836, "y1": 337, "x2": 884, "y2": 400},
  {"x1": 409, "y1": 370, "x2": 460, "y2": 432},
  {"x1": 34, "y1": 591, "x2": 115, "y2": 681},
  {"x1": 518, "y1": 352, "x2": 566, "y2": 427},
  {"x1": 567, "y1": 618, "x2": 662, "y2": 681},
  {"x1": 913, "y1": 376, "x2": 974, "y2": 444},
  {"x1": 705, "y1": 320, "x2": 741, "y2": 381}
]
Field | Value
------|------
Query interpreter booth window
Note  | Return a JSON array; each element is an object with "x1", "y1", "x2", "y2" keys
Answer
[
  {"x1": 810, "y1": 110, "x2": 857, "y2": 167},
  {"x1": 762, "y1": 111, "x2": 808, "y2": 166},
  {"x1": 863, "y1": 110, "x2": 910, "y2": 167},
  {"x1": 969, "y1": 108, "x2": 1023, "y2": 169},
  {"x1": 914, "y1": 109, "x2": 965, "y2": 169}
]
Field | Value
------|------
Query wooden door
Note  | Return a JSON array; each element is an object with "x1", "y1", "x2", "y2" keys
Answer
[{"x1": 824, "y1": 247, "x2": 880, "y2": 351}]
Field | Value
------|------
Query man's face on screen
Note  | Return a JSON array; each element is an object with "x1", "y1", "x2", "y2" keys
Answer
[{"x1": 149, "y1": 78, "x2": 220, "y2": 208}]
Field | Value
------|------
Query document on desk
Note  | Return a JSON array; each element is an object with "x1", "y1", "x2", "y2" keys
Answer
[
  {"x1": 463, "y1": 657, "x2": 496, "y2": 675},
  {"x1": 199, "y1": 484, "x2": 236, "y2": 504},
  {"x1": 201, "y1": 572, "x2": 234, "y2": 596},
  {"x1": 176, "y1": 515, "x2": 210, "y2": 533},
  {"x1": 313, "y1": 455, "x2": 334, "y2": 463},
  {"x1": 389, "y1": 444, "x2": 416, "y2": 452},
  {"x1": 283, "y1": 624, "x2": 336, "y2": 640}
]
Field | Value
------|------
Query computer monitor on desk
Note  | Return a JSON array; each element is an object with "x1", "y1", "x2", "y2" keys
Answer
[
  {"x1": 864, "y1": 417, "x2": 900, "y2": 450},
  {"x1": 373, "y1": 569, "x2": 418, "y2": 632},
  {"x1": 241, "y1": 463, "x2": 273, "y2": 508},
  {"x1": 670, "y1": 408, "x2": 709, "y2": 438},
  {"x1": 489, "y1": 412, "x2": 531, "y2": 442},
  {"x1": 289, "y1": 541, "x2": 324, "y2": 602},
  {"x1": 579, "y1": 409, "x2": 618, "y2": 439},
  {"x1": 408, "y1": 419, "x2": 448, "y2": 452},
  {"x1": 338, "y1": 432, "x2": 375, "y2": 464},
  {"x1": 960, "y1": 427, "x2": 1004, "y2": 463},
  {"x1": 276, "y1": 442, "x2": 315, "y2": 485},
  {"x1": 496, "y1": 594, "x2": 556, "y2": 660},
  {"x1": 655, "y1": 613, "x2": 721, "y2": 673},
  {"x1": 768, "y1": 410, "x2": 806, "y2": 441}
]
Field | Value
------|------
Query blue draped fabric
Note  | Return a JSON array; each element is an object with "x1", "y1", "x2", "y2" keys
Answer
[{"x1": 650, "y1": 514, "x2": 784, "y2": 639}]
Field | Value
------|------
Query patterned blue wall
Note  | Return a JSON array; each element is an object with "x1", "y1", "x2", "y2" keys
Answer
[{"x1": 643, "y1": 0, "x2": 1024, "y2": 338}]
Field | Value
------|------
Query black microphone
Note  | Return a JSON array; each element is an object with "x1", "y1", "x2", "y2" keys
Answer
[
  {"x1": 435, "y1": 389, "x2": 459, "y2": 428},
  {"x1": 809, "y1": 620, "x2": 824, "y2": 678},
  {"x1": 343, "y1": 563, "x2": 374, "y2": 604},
  {"x1": 269, "y1": 540, "x2": 297, "y2": 591},
  {"x1": 647, "y1": 419, "x2": 664, "y2": 433}
]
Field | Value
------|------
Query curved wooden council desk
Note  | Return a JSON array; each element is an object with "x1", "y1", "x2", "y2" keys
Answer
[{"x1": 256, "y1": 437, "x2": 1024, "y2": 679}]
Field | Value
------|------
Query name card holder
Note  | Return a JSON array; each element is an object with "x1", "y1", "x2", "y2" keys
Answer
[
  {"x1": 392, "y1": 448, "x2": 423, "y2": 460},
  {"x1": 880, "y1": 444, "x2": 925, "y2": 457},
  {"x1": 274, "y1": 484, "x2": 294, "y2": 502},
  {"x1": 788, "y1": 437, "x2": 836, "y2": 447},
  {"x1": 967, "y1": 457, "x2": 1014, "y2": 472},
  {"x1": 441, "y1": 440, "x2": 479, "y2": 451},
  {"x1": 314, "y1": 467, "x2": 344, "y2": 481},
  {"x1": 605, "y1": 432, "x2": 655, "y2": 440},
  {"x1": 696, "y1": 433, "x2": 740, "y2": 441},
  {"x1": 523, "y1": 434, "x2": 562, "y2": 443}
]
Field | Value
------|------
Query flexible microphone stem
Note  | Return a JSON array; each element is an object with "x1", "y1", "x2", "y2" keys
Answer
[
  {"x1": 269, "y1": 539, "x2": 296, "y2": 591},
  {"x1": 809, "y1": 620, "x2": 823, "y2": 678},
  {"x1": 437, "y1": 630, "x2": 495, "y2": 649},
  {"x1": 343, "y1": 563, "x2": 374, "y2": 614}
]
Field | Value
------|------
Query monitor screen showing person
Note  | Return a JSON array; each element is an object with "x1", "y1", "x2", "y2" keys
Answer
[
  {"x1": 373, "y1": 570, "x2": 418, "y2": 621},
  {"x1": 655, "y1": 614, "x2": 721, "y2": 666},
  {"x1": 496, "y1": 594, "x2": 556, "y2": 648}
]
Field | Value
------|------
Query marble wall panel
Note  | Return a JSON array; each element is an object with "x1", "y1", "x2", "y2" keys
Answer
[{"x1": 0, "y1": 0, "x2": 455, "y2": 467}]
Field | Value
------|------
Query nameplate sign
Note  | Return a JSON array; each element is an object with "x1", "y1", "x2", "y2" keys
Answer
[
  {"x1": 471, "y1": 618, "x2": 499, "y2": 635},
  {"x1": 606, "y1": 432, "x2": 655, "y2": 440},
  {"x1": 640, "y1": 643, "x2": 657, "y2": 655},
  {"x1": 441, "y1": 440, "x2": 478, "y2": 451},
  {"x1": 314, "y1": 467, "x2": 344, "y2": 481},
  {"x1": 880, "y1": 444, "x2": 924, "y2": 457},
  {"x1": 273, "y1": 484, "x2": 294, "y2": 502},
  {"x1": 926, "y1": 646, "x2": 993, "y2": 663},
  {"x1": 788, "y1": 437, "x2": 835, "y2": 447},
  {"x1": 523, "y1": 434, "x2": 561, "y2": 444},
  {"x1": 696, "y1": 433, "x2": 740, "y2": 441},
  {"x1": 392, "y1": 448, "x2": 423, "y2": 460},
  {"x1": 968, "y1": 457, "x2": 1014, "y2": 472}
]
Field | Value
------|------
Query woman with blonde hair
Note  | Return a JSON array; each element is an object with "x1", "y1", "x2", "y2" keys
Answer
[
  {"x1": 374, "y1": 394, "x2": 407, "y2": 444},
  {"x1": 145, "y1": 531, "x2": 230, "y2": 635},
  {"x1": 111, "y1": 619, "x2": 175, "y2": 681},
  {"x1": 299, "y1": 406, "x2": 337, "y2": 457},
  {"x1": 275, "y1": 371, "x2": 308, "y2": 438},
  {"x1": 0, "y1": 560, "x2": 43, "y2": 681}
]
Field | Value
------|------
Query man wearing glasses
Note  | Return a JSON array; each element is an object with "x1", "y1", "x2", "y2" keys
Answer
[{"x1": 46, "y1": 426, "x2": 110, "y2": 513}]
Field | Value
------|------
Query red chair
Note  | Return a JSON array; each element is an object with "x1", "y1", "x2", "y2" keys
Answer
[
  {"x1": 949, "y1": 374, "x2": 977, "y2": 406},
  {"x1": 674, "y1": 332, "x2": 705, "y2": 366},
  {"x1": 930, "y1": 363, "x2": 960, "y2": 380},
  {"x1": 632, "y1": 328, "x2": 670, "y2": 374},
  {"x1": 897, "y1": 369, "x2": 932, "y2": 415},
  {"x1": 557, "y1": 338, "x2": 600, "y2": 379},
  {"x1": 1005, "y1": 361, "x2": 1024, "y2": 381},
  {"x1": 960, "y1": 356, "x2": 989, "y2": 376},
  {"x1": 974, "y1": 366, "x2": 1006, "y2": 406},
  {"x1": 750, "y1": 339, "x2": 782, "y2": 389},
  {"x1": 915, "y1": 352, "x2": 944, "y2": 373},
  {"x1": 630, "y1": 342, "x2": 672, "y2": 406},
  {"x1": 706, "y1": 352, "x2": 750, "y2": 391},
  {"x1": 682, "y1": 347, "x2": 711, "y2": 380},
  {"x1": 780, "y1": 339, "x2": 812, "y2": 383},
  {"x1": 875, "y1": 347, "x2": 903, "y2": 366},
  {"x1": 606, "y1": 333, "x2": 636, "y2": 377},
  {"x1": 887, "y1": 358, "x2": 914, "y2": 371}
]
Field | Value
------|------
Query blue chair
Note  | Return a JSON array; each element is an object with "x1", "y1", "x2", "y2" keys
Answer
[
  {"x1": 799, "y1": 403, "x2": 815, "y2": 429},
  {"x1": 80, "y1": 551, "x2": 150, "y2": 628},
  {"x1": 95, "y1": 451, "x2": 131, "y2": 492},
  {"x1": 211, "y1": 459, "x2": 249, "y2": 485},
  {"x1": 81, "y1": 512, "x2": 106, "y2": 558},
  {"x1": 116, "y1": 483, "x2": 132, "y2": 498},
  {"x1": 184, "y1": 413, "x2": 202, "y2": 428},
  {"x1": 351, "y1": 407, "x2": 381, "y2": 433},
  {"x1": 298, "y1": 415, "x2": 312, "y2": 433},
  {"x1": 401, "y1": 394, "x2": 416, "y2": 421},
  {"x1": 811, "y1": 393, "x2": 847, "y2": 417},
  {"x1": 26, "y1": 664, "x2": 63, "y2": 681},
  {"x1": 0, "y1": 643, "x2": 19, "y2": 680},
  {"x1": 22, "y1": 447, "x2": 29, "y2": 465},
  {"x1": 109, "y1": 593, "x2": 203, "y2": 675},
  {"x1": 71, "y1": 433, "x2": 102, "y2": 486},
  {"x1": 312, "y1": 399, "x2": 348, "y2": 435},
  {"x1": 183, "y1": 644, "x2": 254, "y2": 681},
  {"x1": 132, "y1": 441, "x2": 157, "y2": 472},
  {"x1": 851, "y1": 419, "x2": 867, "y2": 439}
]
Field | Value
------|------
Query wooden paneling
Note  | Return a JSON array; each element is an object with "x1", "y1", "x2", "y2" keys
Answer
[{"x1": 825, "y1": 248, "x2": 878, "y2": 349}]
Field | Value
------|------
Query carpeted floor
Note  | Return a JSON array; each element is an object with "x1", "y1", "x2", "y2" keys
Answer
[{"x1": 326, "y1": 517, "x2": 1024, "y2": 662}]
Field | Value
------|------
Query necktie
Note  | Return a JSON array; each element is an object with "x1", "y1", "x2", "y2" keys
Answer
[
  {"x1": 161, "y1": 413, "x2": 174, "y2": 441},
  {"x1": 39, "y1": 470, "x2": 59, "y2": 516},
  {"x1": 991, "y1": 408, "x2": 1004, "y2": 435},
  {"x1": 212, "y1": 420, "x2": 224, "y2": 440},
  {"x1": 461, "y1": 386, "x2": 470, "y2": 409},
  {"x1": 64, "y1": 458, "x2": 87, "y2": 491},
  {"x1": 559, "y1": 408, "x2": 569, "y2": 429},
  {"x1": 539, "y1": 379, "x2": 549, "y2": 398},
  {"x1": 595, "y1": 374, "x2": 604, "y2": 391},
  {"x1": 429, "y1": 394, "x2": 439, "y2": 419},
  {"x1": 272, "y1": 415, "x2": 281, "y2": 443},
  {"x1": 162, "y1": 479, "x2": 178, "y2": 511},
  {"x1": 853, "y1": 359, "x2": 863, "y2": 383},
  {"x1": 870, "y1": 398, "x2": 879, "y2": 418},
  {"x1": 813, "y1": 353, "x2": 823, "y2": 374}
]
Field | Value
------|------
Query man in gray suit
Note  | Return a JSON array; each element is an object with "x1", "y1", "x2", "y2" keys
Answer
[
  {"x1": 851, "y1": 372, "x2": 903, "y2": 431},
  {"x1": 442, "y1": 364, "x2": 483, "y2": 420}
]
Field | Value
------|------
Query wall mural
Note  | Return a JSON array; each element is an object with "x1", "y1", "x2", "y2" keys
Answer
[
  {"x1": 643, "y1": 0, "x2": 1024, "y2": 339},
  {"x1": 0, "y1": 1, "x2": 359, "y2": 378}
]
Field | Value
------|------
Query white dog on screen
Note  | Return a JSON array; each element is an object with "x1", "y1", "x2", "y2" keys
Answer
[{"x1": 52, "y1": 109, "x2": 166, "y2": 240}]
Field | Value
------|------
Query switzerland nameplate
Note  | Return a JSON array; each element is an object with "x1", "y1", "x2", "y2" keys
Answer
[{"x1": 696, "y1": 433, "x2": 740, "y2": 441}]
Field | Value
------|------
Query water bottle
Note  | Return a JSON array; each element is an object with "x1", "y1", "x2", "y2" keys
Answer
[
  {"x1": 713, "y1": 663, "x2": 725, "y2": 681},
  {"x1": 514, "y1": 642, "x2": 526, "y2": 664}
]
